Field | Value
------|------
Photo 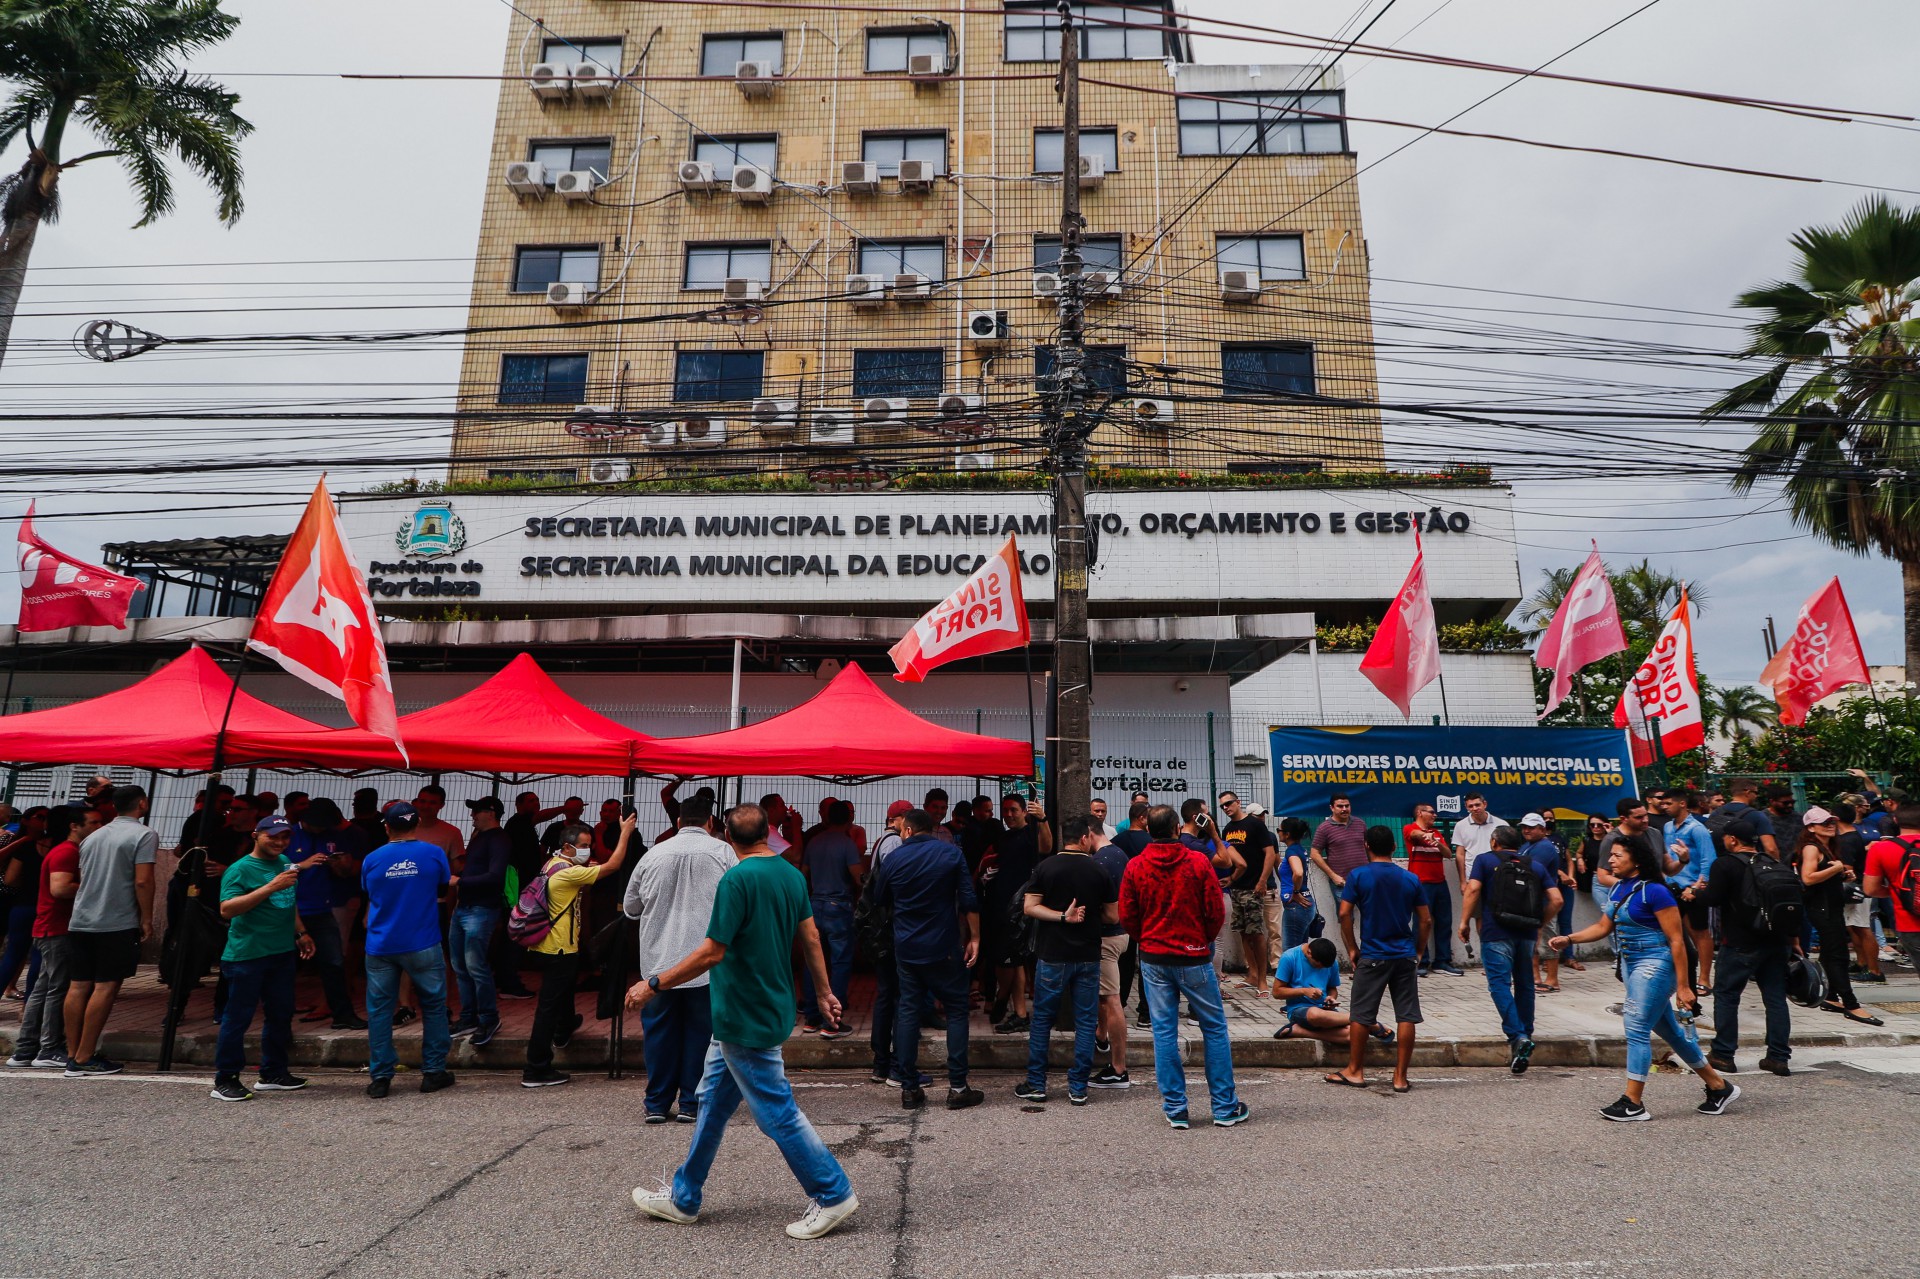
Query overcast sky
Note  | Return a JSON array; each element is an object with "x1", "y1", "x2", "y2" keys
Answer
[{"x1": 4, "y1": 0, "x2": 1916, "y2": 687}]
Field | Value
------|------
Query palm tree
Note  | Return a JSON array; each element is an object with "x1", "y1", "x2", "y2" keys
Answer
[
  {"x1": 0, "y1": 0, "x2": 249, "y2": 367},
  {"x1": 1709, "y1": 683, "x2": 1775, "y2": 741},
  {"x1": 1708, "y1": 195, "x2": 1920, "y2": 682}
]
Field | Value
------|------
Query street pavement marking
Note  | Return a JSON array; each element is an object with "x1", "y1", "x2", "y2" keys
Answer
[
  {"x1": 1171, "y1": 1262, "x2": 1625, "y2": 1279},
  {"x1": 0, "y1": 1072, "x2": 214, "y2": 1085}
]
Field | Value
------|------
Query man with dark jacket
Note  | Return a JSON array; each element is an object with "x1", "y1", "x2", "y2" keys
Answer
[
  {"x1": 1118, "y1": 805, "x2": 1247, "y2": 1129},
  {"x1": 1685, "y1": 819, "x2": 1795, "y2": 1076},
  {"x1": 871, "y1": 809, "x2": 985, "y2": 1112}
]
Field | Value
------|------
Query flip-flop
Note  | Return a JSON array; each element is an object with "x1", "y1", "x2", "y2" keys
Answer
[
  {"x1": 1391, "y1": 1082, "x2": 1412, "y2": 1094},
  {"x1": 1322, "y1": 1072, "x2": 1368, "y2": 1088},
  {"x1": 1272, "y1": 1023, "x2": 1296, "y2": 1040},
  {"x1": 1534, "y1": 983, "x2": 1558, "y2": 994},
  {"x1": 1368, "y1": 1025, "x2": 1397, "y2": 1044}
]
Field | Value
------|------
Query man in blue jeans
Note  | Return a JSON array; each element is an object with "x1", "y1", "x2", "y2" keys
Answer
[
  {"x1": 628, "y1": 804, "x2": 858, "y2": 1241},
  {"x1": 360, "y1": 802, "x2": 455, "y2": 1099},
  {"x1": 448, "y1": 796, "x2": 510, "y2": 1047},
  {"x1": 1460, "y1": 823, "x2": 1562, "y2": 1075},
  {"x1": 210, "y1": 816, "x2": 321, "y2": 1102},
  {"x1": 1016, "y1": 814, "x2": 1115, "y2": 1105},
  {"x1": 799, "y1": 799, "x2": 863, "y2": 1037},
  {"x1": 1118, "y1": 805, "x2": 1248, "y2": 1129},
  {"x1": 291, "y1": 799, "x2": 365, "y2": 1030}
]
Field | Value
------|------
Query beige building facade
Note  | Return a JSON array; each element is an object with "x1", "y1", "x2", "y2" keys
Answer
[{"x1": 451, "y1": 1, "x2": 1387, "y2": 483}]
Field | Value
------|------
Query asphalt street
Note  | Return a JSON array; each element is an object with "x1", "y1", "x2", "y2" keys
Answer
[{"x1": 1, "y1": 1054, "x2": 1914, "y2": 1279}]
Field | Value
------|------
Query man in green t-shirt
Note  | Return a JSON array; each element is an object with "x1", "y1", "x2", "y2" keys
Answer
[
  {"x1": 627, "y1": 803, "x2": 858, "y2": 1242},
  {"x1": 211, "y1": 816, "x2": 320, "y2": 1103}
]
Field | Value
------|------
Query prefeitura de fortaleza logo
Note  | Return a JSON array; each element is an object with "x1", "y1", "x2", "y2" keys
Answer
[{"x1": 395, "y1": 500, "x2": 466, "y2": 557}]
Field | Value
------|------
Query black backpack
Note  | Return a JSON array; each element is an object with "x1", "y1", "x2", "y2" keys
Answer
[
  {"x1": 1487, "y1": 851, "x2": 1546, "y2": 934},
  {"x1": 853, "y1": 859, "x2": 894, "y2": 963},
  {"x1": 1733, "y1": 851, "x2": 1804, "y2": 937}
]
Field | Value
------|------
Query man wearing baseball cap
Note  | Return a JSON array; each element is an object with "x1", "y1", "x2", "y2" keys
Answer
[
  {"x1": 210, "y1": 816, "x2": 324, "y2": 1102},
  {"x1": 449, "y1": 796, "x2": 511, "y2": 1047},
  {"x1": 361, "y1": 801, "x2": 456, "y2": 1099}
]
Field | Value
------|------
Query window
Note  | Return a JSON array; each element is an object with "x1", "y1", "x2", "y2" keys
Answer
[
  {"x1": 857, "y1": 239, "x2": 946, "y2": 281},
  {"x1": 1033, "y1": 128, "x2": 1118, "y2": 174},
  {"x1": 861, "y1": 132, "x2": 948, "y2": 177},
  {"x1": 1034, "y1": 345, "x2": 1128, "y2": 394},
  {"x1": 487, "y1": 467, "x2": 578, "y2": 483},
  {"x1": 701, "y1": 33, "x2": 784, "y2": 75},
  {"x1": 692, "y1": 136, "x2": 778, "y2": 179},
  {"x1": 529, "y1": 138, "x2": 613, "y2": 181},
  {"x1": 683, "y1": 242, "x2": 774, "y2": 288},
  {"x1": 853, "y1": 349, "x2": 944, "y2": 397},
  {"x1": 866, "y1": 27, "x2": 947, "y2": 71},
  {"x1": 513, "y1": 246, "x2": 601, "y2": 293},
  {"x1": 1222, "y1": 343, "x2": 1315, "y2": 396},
  {"x1": 1177, "y1": 92, "x2": 1346, "y2": 156},
  {"x1": 541, "y1": 37, "x2": 623, "y2": 68},
  {"x1": 1216, "y1": 234, "x2": 1306, "y2": 282},
  {"x1": 1004, "y1": 3, "x2": 1164, "y2": 62},
  {"x1": 1032, "y1": 234, "x2": 1123, "y2": 273},
  {"x1": 674, "y1": 350, "x2": 766, "y2": 401},
  {"x1": 499, "y1": 354, "x2": 589, "y2": 404}
]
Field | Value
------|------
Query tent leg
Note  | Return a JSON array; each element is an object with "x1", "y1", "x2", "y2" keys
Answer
[{"x1": 608, "y1": 1009, "x2": 624, "y2": 1080}]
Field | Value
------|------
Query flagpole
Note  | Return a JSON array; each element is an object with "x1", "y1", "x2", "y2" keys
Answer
[
  {"x1": 1436, "y1": 663, "x2": 1452, "y2": 726},
  {"x1": 1023, "y1": 638, "x2": 1039, "y2": 783}
]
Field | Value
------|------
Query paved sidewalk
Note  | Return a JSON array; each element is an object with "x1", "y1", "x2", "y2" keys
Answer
[{"x1": 6, "y1": 955, "x2": 1918, "y2": 1072}]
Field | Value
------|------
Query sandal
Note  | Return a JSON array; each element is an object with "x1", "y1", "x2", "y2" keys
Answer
[
  {"x1": 1391, "y1": 1081, "x2": 1412, "y2": 1094},
  {"x1": 1368, "y1": 1024, "x2": 1396, "y2": 1044},
  {"x1": 1693, "y1": 984, "x2": 1712, "y2": 997},
  {"x1": 1272, "y1": 1023, "x2": 1296, "y2": 1040},
  {"x1": 1565, "y1": 959, "x2": 1587, "y2": 971},
  {"x1": 1322, "y1": 1071, "x2": 1368, "y2": 1088},
  {"x1": 1534, "y1": 983, "x2": 1558, "y2": 994}
]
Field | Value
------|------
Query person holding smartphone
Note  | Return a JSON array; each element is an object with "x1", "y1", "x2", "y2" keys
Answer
[{"x1": 210, "y1": 816, "x2": 320, "y2": 1103}]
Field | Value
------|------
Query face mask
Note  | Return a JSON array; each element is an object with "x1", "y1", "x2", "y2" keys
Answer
[{"x1": 573, "y1": 848, "x2": 592, "y2": 865}]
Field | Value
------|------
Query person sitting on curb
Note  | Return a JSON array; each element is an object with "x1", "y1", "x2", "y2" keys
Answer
[{"x1": 1269, "y1": 937, "x2": 1352, "y2": 1044}]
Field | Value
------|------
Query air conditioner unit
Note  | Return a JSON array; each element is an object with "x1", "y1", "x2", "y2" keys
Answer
[
  {"x1": 722, "y1": 277, "x2": 764, "y2": 302},
  {"x1": 896, "y1": 158, "x2": 937, "y2": 191},
  {"x1": 907, "y1": 51, "x2": 948, "y2": 81},
  {"x1": 810, "y1": 411, "x2": 856, "y2": 447},
  {"x1": 528, "y1": 63, "x2": 571, "y2": 99},
  {"x1": 504, "y1": 160, "x2": 548, "y2": 194},
  {"x1": 751, "y1": 397, "x2": 799, "y2": 439},
  {"x1": 845, "y1": 273, "x2": 888, "y2": 307},
  {"x1": 892, "y1": 272, "x2": 932, "y2": 302},
  {"x1": 841, "y1": 160, "x2": 880, "y2": 193},
  {"x1": 679, "y1": 416, "x2": 728, "y2": 448},
  {"x1": 1078, "y1": 154, "x2": 1107, "y2": 188},
  {"x1": 1084, "y1": 268, "x2": 1123, "y2": 297},
  {"x1": 553, "y1": 169, "x2": 598, "y2": 199},
  {"x1": 938, "y1": 393, "x2": 984, "y2": 418},
  {"x1": 1032, "y1": 272, "x2": 1062, "y2": 300},
  {"x1": 587, "y1": 457, "x2": 633, "y2": 483},
  {"x1": 1220, "y1": 269, "x2": 1261, "y2": 302},
  {"x1": 735, "y1": 59, "x2": 776, "y2": 97},
  {"x1": 636, "y1": 420, "x2": 679, "y2": 449},
  {"x1": 955, "y1": 451, "x2": 994, "y2": 472},
  {"x1": 966, "y1": 309, "x2": 1009, "y2": 343},
  {"x1": 566, "y1": 405, "x2": 621, "y2": 439},
  {"x1": 570, "y1": 61, "x2": 615, "y2": 100},
  {"x1": 731, "y1": 164, "x2": 773, "y2": 201},
  {"x1": 1131, "y1": 398, "x2": 1176, "y2": 426},
  {"x1": 863, "y1": 397, "x2": 909, "y2": 423},
  {"x1": 546, "y1": 281, "x2": 593, "y2": 309},
  {"x1": 678, "y1": 159, "x2": 718, "y2": 191}
]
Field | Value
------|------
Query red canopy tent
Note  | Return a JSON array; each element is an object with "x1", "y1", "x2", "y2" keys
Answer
[
  {"x1": 0, "y1": 646, "x2": 336, "y2": 772},
  {"x1": 639, "y1": 663, "x2": 1034, "y2": 781}
]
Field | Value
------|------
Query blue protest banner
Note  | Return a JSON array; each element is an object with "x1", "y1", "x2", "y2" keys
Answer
[{"x1": 1269, "y1": 725, "x2": 1639, "y2": 820}]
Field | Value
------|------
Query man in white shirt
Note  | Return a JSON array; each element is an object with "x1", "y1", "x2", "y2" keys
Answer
[
  {"x1": 1090, "y1": 798, "x2": 1116, "y2": 841},
  {"x1": 1450, "y1": 792, "x2": 1502, "y2": 863},
  {"x1": 623, "y1": 792, "x2": 735, "y2": 1124}
]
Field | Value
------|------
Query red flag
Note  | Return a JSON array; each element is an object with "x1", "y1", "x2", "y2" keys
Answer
[
  {"x1": 1759, "y1": 577, "x2": 1870, "y2": 726},
  {"x1": 1534, "y1": 545, "x2": 1628, "y2": 718},
  {"x1": 889, "y1": 535, "x2": 1031, "y2": 682},
  {"x1": 15, "y1": 501, "x2": 143, "y2": 632},
  {"x1": 1359, "y1": 532, "x2": 1442, "y2": 718},
  {"x1": 249, "y1": 479, "x2": 406, "y2": 761},
  {"x1": 1613, "y1": 590, "x2": 1705, "y2": 766}
]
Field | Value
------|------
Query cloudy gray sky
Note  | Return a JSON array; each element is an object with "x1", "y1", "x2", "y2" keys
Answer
[{"x1": 4, "y1": 0, "x2": 1916, "y2": 686}]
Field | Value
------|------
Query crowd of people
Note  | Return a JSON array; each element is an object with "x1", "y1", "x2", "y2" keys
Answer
[{"x1": 2, "y1": 770, "x2": 1918, "y2": 1234}]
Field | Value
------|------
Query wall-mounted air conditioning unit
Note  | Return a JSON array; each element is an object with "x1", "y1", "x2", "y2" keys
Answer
[
  {"x1": 938, "y1": 393, "x2": 984, "y2": 418},
  {"x1": 842, "y1": 160, "x2": 880, "y2": 193},
  {"x1": 504, "y1": 161, "x2": 548, "y2": 194},
  {"x1": 722, "y1": 277, "x2": 763, "y2": 302},
  {"x1": 1084, "y1": 268, "x2": 1122, "y2": 297},
  {"x1": 1131, "y1": 398, "x2": 1176, "y2": 426},
  {"x1": 810, "y1": 411, "x2": 856, "y2": 446},
  {"x1": 546, "y1": 281, "x2": 593, "y2": 309},
  {"x1": 751, "y1": 398, "x2": 799, "y2": 439},
  {"x1": 892, "y1": 272, "x2": 932, "y2": 302},
  {"x1": 907, "y1": 51, "x2": 948, "y2": 82},
  {"x1": 1032, "y1": 272, "x2": 1062, "y2": 301},
  {"x1": 955, "y1": 451, "x2": 994, "y2": 472},
  {"x1": 1220, "y1": 270, "x2": 1261, "y2": 302},
  {"x1": 863, "y1": 397, "x2": 909, "y2": 423},
  {"x1": 679, "y1": 416, "x2": 728, "y2": 448},
  {"x1": 678, "y1": 159, "x2": 718, "y2": 191},
  {"x1": 566, "y1": 405, "x2": 621, "y2": 439},
  {"x1": 846, "y1": 274, "x2": 888, "y2": 307},
  {"x1": 735, "y1": 60, "x2": 776, "y2": 98},
  {"x1": 636, "y1": 420, "x2": 679, "y2": 449},
  {"x1": 587, "y1": 457, "x2": 633, "y2": 483},
  {"x1": 896, "y1": 159, "x2": 937, "y2": 191},
  {"x1": 529, "y1": 63, "x2": 570, "y2": 99},
  {"x1": 553, "y1": 169, "x2": 598, "y2": 199},
  {"x1": 1078, "y1": 154, "x2": 1107, "y2": 189},
  {"x1": 731, "y1": 164, "x2": 773, "y2": 202},
  {"x1": 570, "y1": 61, "x2": 615, "y2": 100},
  {"x1": 966, "y1": 310, "x2": 1009, "y2": 343}
]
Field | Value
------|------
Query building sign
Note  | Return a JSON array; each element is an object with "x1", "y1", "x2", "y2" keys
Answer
[
  {"x1": 1269, "y1": 725, "x2": 1638, "y2": 819},
  {"x1": 342, "y1": 487, "x2": 1516, "y2": 607}
]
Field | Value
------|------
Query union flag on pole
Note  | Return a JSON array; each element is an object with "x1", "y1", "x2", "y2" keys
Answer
[
  {"x1": 1614, "y1": 590, "x2": 1705, "y2": 766},
  {"x1": 1759, "y1": 576, "x2": 1870, "y2": 726},
  {"x1": 15, "y1": 501, "x2": 143, "y2": 632},
  {"x1": 1534, "y1": 545, "x2": 1628, "y2": 718},
  {"x1": 1358, "y1": 532, "x2": 1442, "y2": 718},
  {"x1": 249, "y1": 479, "x2": 406, "y2": 761},
  {"x1": 889, "y1": 535, "x2": 1030, "y2": 682}
]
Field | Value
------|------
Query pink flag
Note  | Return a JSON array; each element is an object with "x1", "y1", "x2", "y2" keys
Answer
[
  {"x1": 889, "y1": 536, "x2": 1031, "y2": 682},
  {"x1": 1759, "y1": 577, "x2": 1870, "y2": 726},
  {"x1": 1534, "y1": 546, "x2": 1628, "y2": 718},
  {"x1": 1359, "y1": 532, "x2": 1442, "y2": 718},
  {"x1": 15, "y1": 501, "x2": 143, "y2": 632},
  {"x1": 1614, "y1": 590, "x2": 1705, "y2": 766}
]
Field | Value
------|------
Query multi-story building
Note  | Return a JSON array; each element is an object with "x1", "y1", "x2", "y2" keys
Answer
[{"x1": 451, "y1": 0, "x2": 1386, "y2": 482}]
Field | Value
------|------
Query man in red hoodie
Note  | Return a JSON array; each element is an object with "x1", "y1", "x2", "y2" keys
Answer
[{"x1": 1119, "y1": 805, "x2": 1249, "y2": 1130}]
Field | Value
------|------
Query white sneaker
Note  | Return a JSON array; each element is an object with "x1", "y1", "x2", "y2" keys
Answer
[
  {"x1": 31, "y1": 1055, "x2": 69, "y2": 1069},
  {"x1": 786, "y1": 1192, "x2": 859, "y2": 1240},
  {"x1": 631, "y1": 1186, "x2": 698, "y2": 1225}
]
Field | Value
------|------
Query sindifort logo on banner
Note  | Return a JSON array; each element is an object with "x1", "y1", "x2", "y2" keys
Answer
[{"x1": 395, "y1": 501, "x2": 466, "y2": 557}]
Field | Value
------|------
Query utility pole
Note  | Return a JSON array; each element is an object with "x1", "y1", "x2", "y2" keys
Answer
[{"x1": 1048, "y1": 0, "x2": 1093, "y2": 822}]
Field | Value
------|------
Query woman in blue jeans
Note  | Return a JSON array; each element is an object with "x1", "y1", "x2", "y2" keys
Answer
[
  {"x1": 1547, "y1": 836, "x2": 1739, "y2": 1122},
  {"x1": 1272, "y1": 818, "x2": 1315, "y2": 953}
]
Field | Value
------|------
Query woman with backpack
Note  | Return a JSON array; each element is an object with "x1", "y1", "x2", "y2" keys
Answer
[
  {"x1": 1546, "y1": 835, "x2": 1739, "y2": 1122},
  {"x1": 1797, "y1": 807, "x2": 1881, "y2": 1025},
  {"x1": 518, "y1": 813, "x2": 637, "y2": 1088}
]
